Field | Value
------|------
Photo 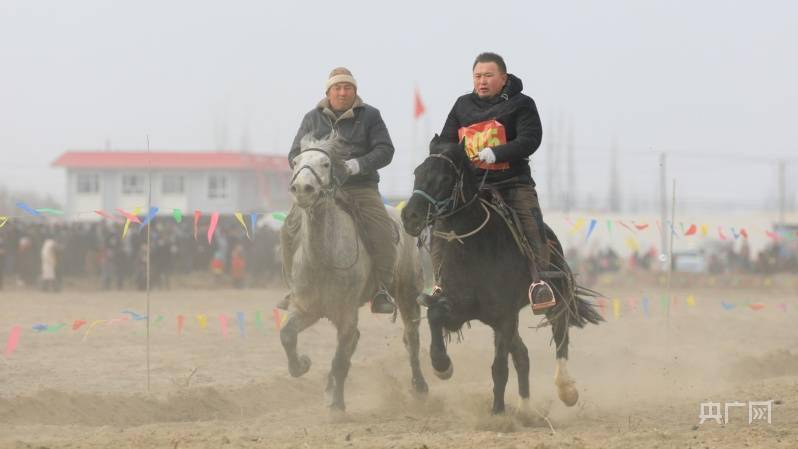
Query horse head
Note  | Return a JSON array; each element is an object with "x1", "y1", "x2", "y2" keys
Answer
[
  {"x1": 289, "y1": 133, "x2": 349, "y2": 209},
  {"x1": 401, "y1": 135, "x2": 473, "y2": 236}
]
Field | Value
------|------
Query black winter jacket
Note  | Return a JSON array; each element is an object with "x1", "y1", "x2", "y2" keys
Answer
[{"x1": 439, "y1": 74, "x2": 542, "y2": 185}]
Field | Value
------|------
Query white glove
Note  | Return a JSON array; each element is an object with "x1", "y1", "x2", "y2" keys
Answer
[
  {"x1": 345, "y1": 159, "x2": 360, "y2": 175},
  {"x1": 477, "y1": 147, "x2": 496, "y2": 164}
]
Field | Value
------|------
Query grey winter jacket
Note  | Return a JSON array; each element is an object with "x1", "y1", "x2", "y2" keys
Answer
[{"x1": 289, "y1": 97, "x2": 395, "y2": 185}]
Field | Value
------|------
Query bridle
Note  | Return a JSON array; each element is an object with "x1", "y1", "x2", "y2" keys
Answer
[
  {"x1": 410, "y1": 153, "x2": 490, "y2": 243},
  {"x1": 290, "y1": 148, "x2": 339, "y2": 209},
  {"x1": 411, "y1": 154, "x2": 469, "y2": 218},
  {"x1": 289, "y1": 147, "x2": 359, "y2": 270}
]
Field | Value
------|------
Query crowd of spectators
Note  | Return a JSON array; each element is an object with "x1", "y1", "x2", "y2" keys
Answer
[{"x1": 0, "y1": 217, "x2": 282, "y2": 292}]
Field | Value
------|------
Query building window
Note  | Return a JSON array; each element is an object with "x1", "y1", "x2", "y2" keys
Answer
[
  {"x1": 162, "y1": 174, "x2": 185, "y2": 195},
  {"x1": 122, "y1": 174, "x2": 145, "y2": 195},
  {"x1": 76, "y1": 173, "x2": 99, "y2": 194},
  {"x1": 208, "y1": 174, "x2": 228, "y2": 199}
]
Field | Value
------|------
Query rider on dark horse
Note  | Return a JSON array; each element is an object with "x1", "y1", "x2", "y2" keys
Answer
[{"x1": 422, "y1": 52, "x2": 556, "y2": 311}]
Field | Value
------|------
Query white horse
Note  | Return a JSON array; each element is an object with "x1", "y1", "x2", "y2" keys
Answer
[{"x1": 279, "y1": 134, "x2": 428, "y2": 411}]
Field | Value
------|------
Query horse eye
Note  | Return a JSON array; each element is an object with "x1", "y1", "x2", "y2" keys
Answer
[
  {"x1": 440, "y1": 175, "x2": 453, "y2": 186},
  {"x1": 322, "y1": 162, "x2": 331, "y2": 168}
]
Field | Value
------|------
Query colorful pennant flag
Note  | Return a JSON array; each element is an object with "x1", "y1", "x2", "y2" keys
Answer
[
  {"x1": 35, "y1": 208, "x2": 65, "y2": 216},
  {"x1": 138, "y1": 207, "x2": 159, "y2": 231},
  {"x1": 236, "y1": 311, "x2": 245, "y2": 337},
  {"x1": 5, "y1": 325, "x2": 22, "y2": 358},
  {"x1": 207, "y1": 212, "x2": 220, "y2": 244},
  {"x1": 94, "y1": 210, "x2": 123, "y2": 222},
  {"x1": 234, "y1": 212, "x2": 249, "y2": 239},
  {"x1": 585, "y1": 219, "x2": 598, "y2": 241},
  {"x1": 612, "y1": 298, "x2": 621, "y2": 319},
  {"x1": 16, "y1": 202, "x2": 40, "y2": 216},
  {"x1": 219, "y1": 314, "x2": 229, "y2": 338}
]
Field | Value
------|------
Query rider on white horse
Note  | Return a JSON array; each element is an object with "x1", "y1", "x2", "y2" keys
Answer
[{"x1": 279, "y1": 67, "x2": 397, "y2": 314}]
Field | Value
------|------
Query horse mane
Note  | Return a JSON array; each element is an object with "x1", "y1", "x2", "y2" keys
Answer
[
  {"x1": 428, "y1": 134, "x2": 463, "y2": 156},
  {"x1": 299, "y1": 132, "x2": 350, "y2": 185}
]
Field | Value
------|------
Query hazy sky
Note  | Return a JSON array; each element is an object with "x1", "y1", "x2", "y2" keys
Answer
[{"x1": 1, "y1": 0, "x2": 796, "y2": 212}]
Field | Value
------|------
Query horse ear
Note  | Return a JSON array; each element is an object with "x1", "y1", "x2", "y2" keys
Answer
[{"x1": 429, "y1": 134, "x2": 442, "y2": 155}]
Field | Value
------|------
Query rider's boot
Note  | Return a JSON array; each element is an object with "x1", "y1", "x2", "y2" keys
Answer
[
  {"x1": 416, "y1": 285, "x2": 444, "y2": 308},
  {"x1": 529, "y1": 280, "x2": 556, "y2": 315},
  {"x1": 276, "y1": 292, "x2": 291, "y2": 311}
]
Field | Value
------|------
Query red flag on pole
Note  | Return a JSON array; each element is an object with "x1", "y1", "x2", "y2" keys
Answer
[{"x1": 413, "y1": 88, "x2": 426, "y2": 119}]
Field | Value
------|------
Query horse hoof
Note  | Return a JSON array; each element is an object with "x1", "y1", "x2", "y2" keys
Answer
[
  {"x1": 329, "y1": 402, "x2": 346, "y2": 414},
  {"x1": 491, "y1": 405, "x2": 506, "y2": 415},
  {"x1": 557, "y1": 384, "x2": 579, "y2": 407},
  {"x1": 433, "y1": 362, "x2": 453, "y2": 380},
  {"x1": 289, "y1": 355, "x2": 312, "y2": 378},
  {"x1": 328, "y1": 406, "x2": 348, "y2": 423}
]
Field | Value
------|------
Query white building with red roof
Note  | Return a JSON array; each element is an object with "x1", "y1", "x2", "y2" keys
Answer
[{"x1": 52, "y1": 150, "x2": 291, "y2": 218}]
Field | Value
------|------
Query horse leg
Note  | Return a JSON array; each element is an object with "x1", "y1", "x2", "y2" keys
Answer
[
  {"x1": 397, "y1": 281, "x2": 428, "y2": 395},
  {"x1": 427, "y1": 301, "x2": 453, "y2": 380},
  {"x1": 325, "y1": 319, "x2": 360, "y2": 412},
  {"x1": 551, "y1": 313, "x2": 578, "y2": 406},
  {"x1": 509, "y1": 328, "x2": 531, "y2": 409},
  {"x1": 491, "y1": 319, "x2": 516, "y2": 415},
  {"x1": 279, "y1": 309, "x2": 320, "y2": 378}
]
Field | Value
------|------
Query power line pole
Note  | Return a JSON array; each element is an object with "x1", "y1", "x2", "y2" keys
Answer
[
  {"x1": 609, "y1": 138, "x2": 620, "y2": 212},
  {"x1": 545, "y1": 116, "x2": 556, "y2": 210},
  {"x1": 778, "y1": 159, "x2": 786, "y2": 224},
  {"x1": 565, "y1": 119, "x2": 575, "y2": 213},
  {"x1": 659, "y1": 151, "x2": 668, "y2": 269}
]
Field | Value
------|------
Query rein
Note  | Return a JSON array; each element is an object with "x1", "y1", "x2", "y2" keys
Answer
[{"x1": 411, "y1": 153, "x2": 490, "y2": 243}]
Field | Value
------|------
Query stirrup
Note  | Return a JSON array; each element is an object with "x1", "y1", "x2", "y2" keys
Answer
[
  {"x1": 371, "y1": 287, "x2": 396, "y2": 314},
  {"x1": 529, "y1": 281, "x2": 556, "y2": 315}
]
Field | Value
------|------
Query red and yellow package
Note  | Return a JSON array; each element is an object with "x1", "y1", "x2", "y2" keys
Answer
[{"x1": 458, "y1": 119, "x2": 510, "y2": 171}]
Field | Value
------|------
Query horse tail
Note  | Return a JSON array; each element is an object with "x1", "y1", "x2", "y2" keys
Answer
[
  {"x1": 544, "y1": 224, "x2": 604, "y2": 328},
  {"x1": 571, "y1": 284, "x2": 604, "y2": 327}
]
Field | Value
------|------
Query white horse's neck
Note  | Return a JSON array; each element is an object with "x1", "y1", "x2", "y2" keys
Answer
[{"x1": 299, "y1": 197, "x2": 350, "y2": 267}]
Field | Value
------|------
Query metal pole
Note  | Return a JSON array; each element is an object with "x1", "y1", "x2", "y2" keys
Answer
[
  {"x1": 146, "y1": 135, "x2": 151, "y2": 394},
  {"x1": 667, "y1": 179, "x2": 676, "y2": 325}
]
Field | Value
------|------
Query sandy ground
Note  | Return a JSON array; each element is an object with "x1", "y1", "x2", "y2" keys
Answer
[{"x1": 1, "y1": 278, "x2": 797, "y2": 449}]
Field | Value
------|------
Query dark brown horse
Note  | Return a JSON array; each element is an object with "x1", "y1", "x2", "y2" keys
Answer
[{"x1": 400, "y1": 138, "x2": 602, "y2": 415}]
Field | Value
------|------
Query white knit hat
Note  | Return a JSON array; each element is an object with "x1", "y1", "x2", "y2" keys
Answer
[{"x1": 325, "y1": 67, "x2": 357, "y2": 92}]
